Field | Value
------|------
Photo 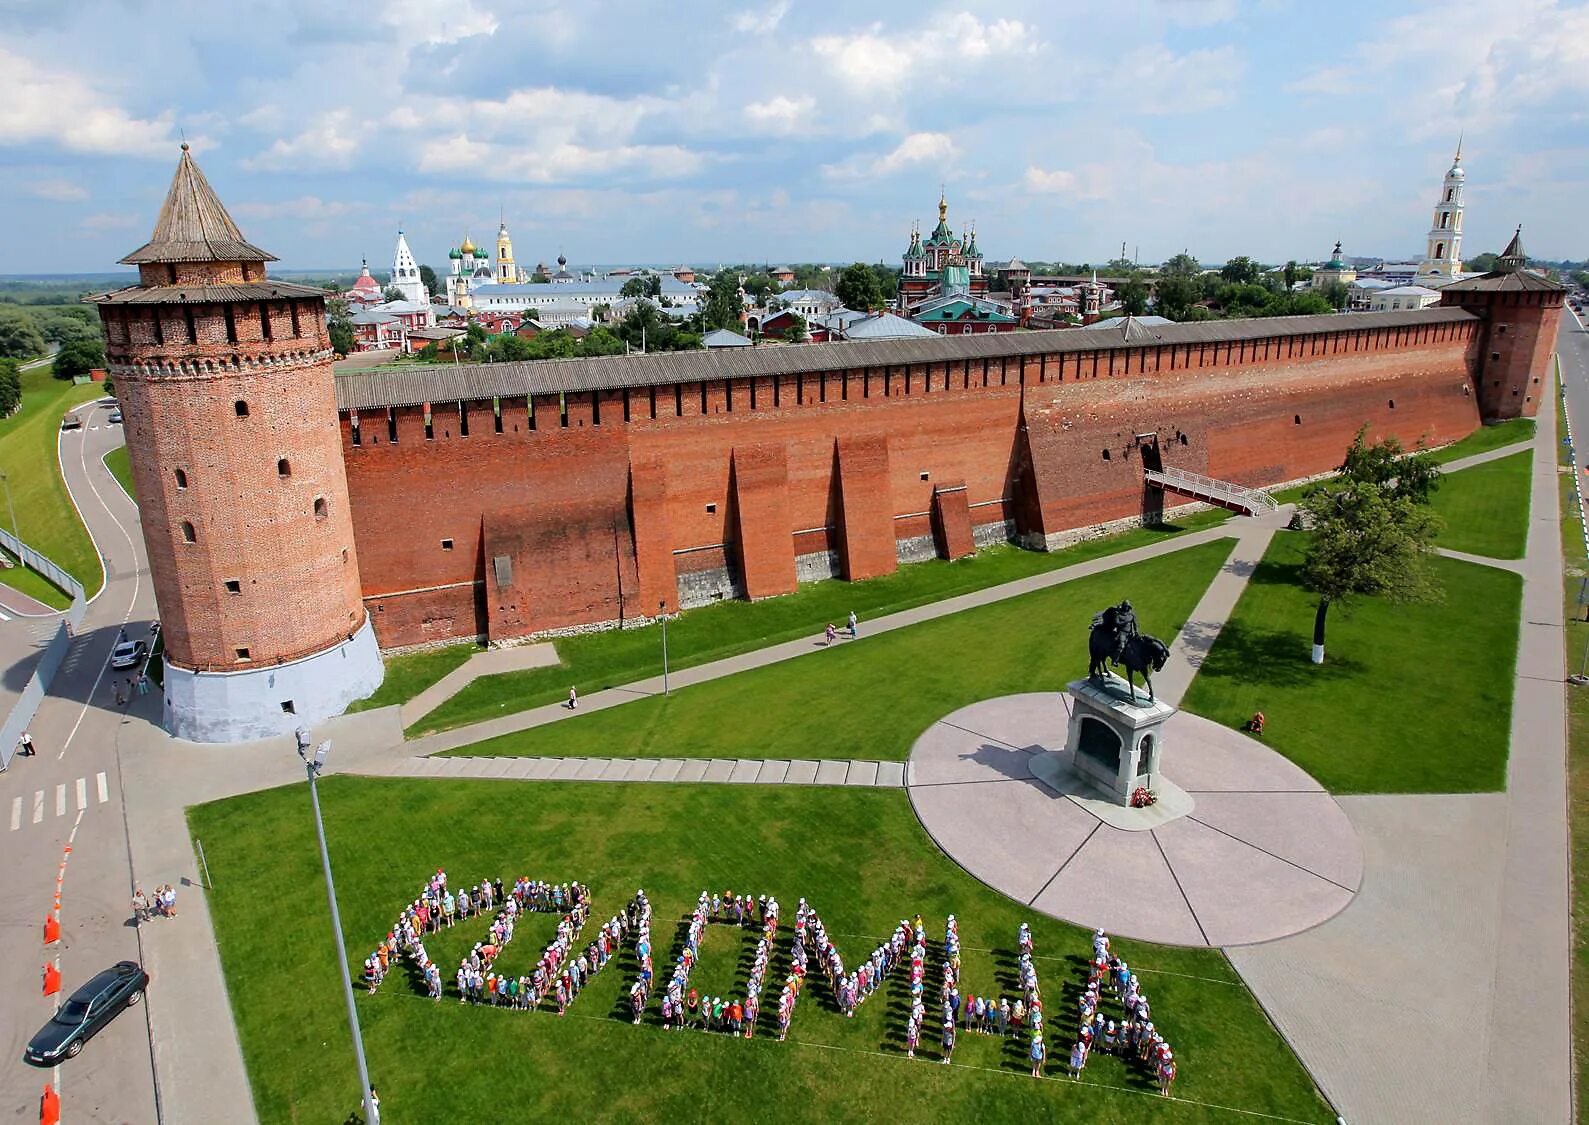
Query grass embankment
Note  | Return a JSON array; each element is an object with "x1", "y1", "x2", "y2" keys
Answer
[
  {"x1": 103, "y1": 444, "x2": 134, "y2": 500},
  {"x1": 1180, "y1": 531, "x2": 1519, "y2": 793},
  {"x1": 410, "y1": 511, "x2": 1231, "y2": 736},
  {"x1": 189, "y1": 777, "x2": 1334, "y2": 1124},
  {"x1": 448, "y1": 540, "x2": 1233, "y2": 760},
  {"x1": 348, "y1": 641, "x2": 482, "y2": 713},
  {"x1": 0, "y1": 362, "x2": 104, "y2": 602},
  {"x1": 1430, "y1": 449, "x2": 1532, "y2": 560}
]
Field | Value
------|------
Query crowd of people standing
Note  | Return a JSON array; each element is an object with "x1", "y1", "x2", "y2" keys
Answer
[{"x1": 1067, "y1": 929, "x2": 1178, "y2": 1095}]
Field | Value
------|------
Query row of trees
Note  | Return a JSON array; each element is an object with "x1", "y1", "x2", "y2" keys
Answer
[
  {"x1": 0, "y1": 358, "x2": 23, "y2": 417},
  {"x1": 1110, "y1": 254, "x2": 1341, "y2": 322}
]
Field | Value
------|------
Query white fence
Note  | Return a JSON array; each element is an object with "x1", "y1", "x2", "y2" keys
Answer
[{"x1": 0, "y1": 529, "x2": 86, "y2": 770}]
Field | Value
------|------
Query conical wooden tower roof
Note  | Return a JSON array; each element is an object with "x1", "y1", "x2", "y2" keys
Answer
[{"x1": 119, "y1": 145, "x2": 276, "y2": 265}]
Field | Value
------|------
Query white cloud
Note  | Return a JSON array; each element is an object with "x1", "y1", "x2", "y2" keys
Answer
[
  {"x1": 26, "y1": 179, "x2": 89, "y2": 202},
  {"x1": 0, "y1": 47, "x2": 176, "y2": 158},
  {"x1": 813, "y1": 14, "x2": 1038, "y2": 96},
  {"x1": 243, "y1": 111, "x2": 361, "y2": 172},
  {"x1": 416, "y1": 134, "x2": 699, "y2": 183},
  {"x1": 822, "y1": 132, "x2": 956, "y2": 181},
  {"x1": 231, "y1": 196, "x2": 363, "y2": 221},
  {"x1": 732, "y1": 1, "x2": 788, "y2": 34},
  {"x1": 743, "y1": 95, "x2": 814, "y2": 135},
  {"x1": 1022, "y1": 167, "x2": 1077, "y2": 195},
  {"x1": 1118, "y1": 44, "x2": 1242, "y2": 114},
  {"x1": 380, "y1": 0, "x2": 499, "y2": 45}
]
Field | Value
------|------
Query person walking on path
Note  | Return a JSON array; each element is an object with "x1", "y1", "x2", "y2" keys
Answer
[
  {"x1": 113, "y1": 680, "x2": 126, "y2": 707},
  {"x1": 848, "y1": 610, "x2": 858, "y2": 639},
  {"x1": 17, "y1": 730, "x2": 35, "y2": 757},
  {"x1": 824, "y1": 623, "x2": 837, "y2": 646},
  {"x1": 132, "y1": 889, "x2": 149, "y2": 924},
  {"x1": 567, "y1": 686, "x2": 578, "y2": 710}
]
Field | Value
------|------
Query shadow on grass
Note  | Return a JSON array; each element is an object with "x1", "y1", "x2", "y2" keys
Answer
[{"x1": 1188, "y1": 620, "x2": 1366, "y2": 690}]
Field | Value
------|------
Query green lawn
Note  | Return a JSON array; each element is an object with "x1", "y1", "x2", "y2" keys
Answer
[
  {"x1": 1179, "y1": 531, "x2": 1520, "y2": 793},
  {"x1": 0, "y1": 545, "x2": 73, "y2": 609},
  {"x1": 347, "y1": 640, "x2": 482, "y2": 713},
  {"x1": 1430, "y1": 450, "x2": 1531, "y2": 559},
  {"x1": 103, "y1": 443, "x2": 134, "y2": 500},
  {"x1": 189, "y1": 777, "x2": 1333, "y2": 1124},
  {"x1": 0, "y1": 362, "x2": 105, "y2": 598},
  {"x1": 1427, "y1": 416, "x2": 1534, "y2": 465},
  {"x1": 410, "y1": 512, "x2": 1231, "y2": 736},
  {"x1": 449, "y1": 540, "x2": 1234, "y2": 761}
]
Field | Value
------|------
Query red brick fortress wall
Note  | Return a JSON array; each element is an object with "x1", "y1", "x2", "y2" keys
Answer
[{"x1": 338, "y1": 311, "x2": 1488, "y2": 648}]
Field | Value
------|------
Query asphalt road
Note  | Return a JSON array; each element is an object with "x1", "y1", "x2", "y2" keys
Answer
[
  {"x1": 1558, "y1": 304, "x2": 1589, "y2": 479},
  {"x1": 0, "y1": 401, "x2": 159, "y2": 1124}
]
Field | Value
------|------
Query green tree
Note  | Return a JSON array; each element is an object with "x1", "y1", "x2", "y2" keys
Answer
[
  {"x1": 383, "y1": 285, "x2": 406, "y2": 303},
  {"x1": 1336, "y1": 424, "x2": 1441, "y2": 504},
  {"x1": 40, "y1": 307, "x2": 97, "y2": 344},
  {"x1": 1299, "y1": 428, "x2": 1442, "y2": 663},
  {"x1": 581, "y1": 326, "x2": 628, "y2": 356},
  {"x1": 1116, "y1": 276, "x2": 1149, "y2": 316},
  {"x1": 327, "y1": 300, "x2": 355, "y2": 355},
  {"x1": 1571, "y1": 270, "x2": 1589, "y2": 288},
  {"x1": 419, "y1": 264, "x2": 439, "y2": 296},
  {"x1": 1214, "y1": 282, "x2": 1272, "y2": 315},
  {"x1": 701, "y1": 272, "x2": 744, "y2": 330},
  {"x1": 785, "y1": 312, "x2": 808, "y2": 343},
  {"x1": 835, "y1": 262, "x2": 884, "y2": 311},
  {"x1": 1467, "y1": 251, "x2": 1499, "y2": 273},
  {"x1": 0, "y1": 357, "x2": 21, "y2": 417},
  {"x1": 1267, "y1": 291, "x2": 1336, "y2": 317},
  {"x1": 531, "y1": 268, "x2": 551, "y2": 284},
  {"x1": 869, "y1": 262, "x2": 898, "y2": 300},
  {"x1": 1221, "y1": 256, "x2": 1261, "y2": 285},
  {"x1": 1317, "y1": 280, "x2": 1349, "y2": 311},
  {"x1": 620, "y1": 276, "x2": 662, "y2": 299},
  {"x1": 53, "y1": 335, "x2": 104, "y2": 379},
  {"x1": 1301, "y1": 478, "x2": 1441, "y2": 664},
  {"x1": 1283, "y1": 260, "x2": 1299, "y2": 289},
  {"x1": 0, "y1": 306, "x2": 46, "y2": 359}
]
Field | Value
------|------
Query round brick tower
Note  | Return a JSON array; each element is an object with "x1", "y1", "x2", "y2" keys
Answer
[{"x1": 89, "y1": 145, "x2": 382, "y2": 742}]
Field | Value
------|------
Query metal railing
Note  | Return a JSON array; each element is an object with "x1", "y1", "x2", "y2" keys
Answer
[
  {"x1": 1144, "y1": 466, "x2": 1280, "y2": 516},
  {"x1": 0, "y1": 529, "x2": 86, "y2": 771}
]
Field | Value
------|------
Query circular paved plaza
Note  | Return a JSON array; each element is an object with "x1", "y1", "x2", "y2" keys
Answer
[{"x1": 906, "y1": 692, "x2": 1362, "y2": 947}]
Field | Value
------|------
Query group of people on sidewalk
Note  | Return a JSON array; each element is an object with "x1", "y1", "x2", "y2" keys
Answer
[
  {"x1": 131, "y1": 884, "x2": 177, "y2": 922},
  {"x1": 1067, "y1": 929, "x2": 1178, "y2": 1096},
  {"x1": 112, "y1": 673, "x2": 151, "y2": 706},
  {"x1": 823, "y1": 611, "x2": 860, "y2": 646}
]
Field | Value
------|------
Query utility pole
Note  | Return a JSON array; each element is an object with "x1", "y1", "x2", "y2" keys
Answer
[{"x1": 659, "y1": 601, "x2": 670, "y2": 696}]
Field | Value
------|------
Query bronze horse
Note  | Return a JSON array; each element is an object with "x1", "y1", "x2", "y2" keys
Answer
[{"x1": 1088, "y1": 630, "x2": 1171, "y2": 704}]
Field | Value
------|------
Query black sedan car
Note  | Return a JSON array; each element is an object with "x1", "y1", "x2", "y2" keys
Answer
[{"x1": 24, "y1": 961, "x2": 149, "y2": 1066}]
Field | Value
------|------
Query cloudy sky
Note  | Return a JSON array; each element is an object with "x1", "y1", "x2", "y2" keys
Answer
[{"x1": 2, "y1": 0, "x2": 1585, "y2": 276}]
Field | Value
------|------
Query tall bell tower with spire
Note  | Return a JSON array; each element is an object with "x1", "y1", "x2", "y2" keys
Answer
[
  {"x1": 1415, "y1": 140, "x2": 1465, "y2": 289},
  {"x1": 88, "y1": 145, "x2": 383, "y2": 742}
]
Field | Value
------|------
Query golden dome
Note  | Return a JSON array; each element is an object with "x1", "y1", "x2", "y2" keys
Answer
[{"x1": 460, "y1": 235, "x2": 478, "y2": 255}]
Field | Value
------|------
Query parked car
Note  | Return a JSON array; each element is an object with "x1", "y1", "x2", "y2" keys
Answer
[
  {"x1": 107, "y1": 410, "x2": 123, "y2": 424},
  {"x1": 24, "y1": 961, "x2": 150, "y2": 1065},
  {"x1": 110, "y1": 639, "x2": 148, "y2": 669},
  {"x1": 60, "y1": 415, "x2": 83, "y2": 431}
]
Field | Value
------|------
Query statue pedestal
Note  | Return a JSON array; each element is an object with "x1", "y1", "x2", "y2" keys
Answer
[
  {"x1": 1064, "y1": 674, "x2": 1175, "y2": 800},
  {"x1": 1028, "y1": 675, "x2": 1193, "y2": 830}
]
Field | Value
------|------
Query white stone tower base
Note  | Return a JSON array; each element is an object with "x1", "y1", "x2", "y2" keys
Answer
[{"x1": 161, "y1": 615, "x2": 384, "y2": 743}]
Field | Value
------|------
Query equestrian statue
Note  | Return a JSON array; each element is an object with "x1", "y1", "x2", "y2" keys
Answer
[{"x1": 1088, "y1": 599, "x2": 1170, "y2": 704}]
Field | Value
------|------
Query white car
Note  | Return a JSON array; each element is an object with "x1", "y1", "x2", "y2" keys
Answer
[{"x1": 109, "y1": 640, "x2": 147, "y2": 669}]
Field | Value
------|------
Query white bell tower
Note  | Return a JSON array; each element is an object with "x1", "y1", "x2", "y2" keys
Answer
[
  {"x1": 391, "y1": 229, "x2": 427, "y2": 305},
  {"x1": 1415, "y1": 141, "x2": 1464, "y2": 288}
]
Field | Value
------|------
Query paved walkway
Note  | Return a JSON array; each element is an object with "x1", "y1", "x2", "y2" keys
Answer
[
  {"x1": 1228, "y1": 394, "x2": 1571, "y2": 1122},
  {"x1": 904, "y1": 693, "x2": 1360, "y2": 947},
  {"x1": 397, "y1": 642, "x2": 557, "y2": 728},
  {"x1": 368, "y1": 753, "x2": 906, "y2": 787}
]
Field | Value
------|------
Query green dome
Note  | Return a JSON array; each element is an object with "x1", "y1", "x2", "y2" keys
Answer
[{"x1": 449, "y1": 247, "x2": 463, "y2": 260}]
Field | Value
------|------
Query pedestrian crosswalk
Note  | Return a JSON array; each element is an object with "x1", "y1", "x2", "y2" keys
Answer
[{"x1": 8, "y1": 772, "x2": 109, "y2": 831}]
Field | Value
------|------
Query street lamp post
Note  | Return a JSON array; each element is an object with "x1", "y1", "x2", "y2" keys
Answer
[
  {"x1": 296, "y1": 728, "x2": 379, "y2": 1125},
  {"x1": 659, "y1": 601, "x2": 670, "y2": 696}
]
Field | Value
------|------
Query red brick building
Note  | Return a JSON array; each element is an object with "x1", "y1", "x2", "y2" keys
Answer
[{"x1": 96, "y1": 150, "x2": 1566, "y2": 728}]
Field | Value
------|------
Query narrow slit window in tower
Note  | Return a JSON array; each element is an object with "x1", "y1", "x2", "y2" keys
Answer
[
  {"x1": 313, "y1": 496, "x2": 327, "y2": 521},
  {"x1": 234, "y1": 400, "x2": 249, "y2": 417},
  {"x1": 277, "y1": 458, "x2": 290, "y2": 477},
  {"x1": 180, "y1": 521, "x2": 196, "y2": 543},
  {"x1": 174, "y1": 468, "x2": 187, "y2": 488},
  {"x1": 224, "y1": 579, "x2": 241, "y2": 595}
]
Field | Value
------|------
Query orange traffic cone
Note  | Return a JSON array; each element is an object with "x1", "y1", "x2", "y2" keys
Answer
[
  {"x1": 43, "y1": 917, "x2": 59, "y2": 945},
  {"x1": 42, "y1": 964, "x2": 60, "y2": 996},
  {"x1": 40, "y1": 1083, "x2": 59, "y2": 1125}
]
